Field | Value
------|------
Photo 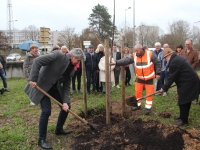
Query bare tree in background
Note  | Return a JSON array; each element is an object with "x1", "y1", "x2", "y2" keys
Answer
[
  {"x1": 79, "y1": 27, "x2": 102, "y2": 48},
  {"x1": 163, "y1": 20, "x2": 190, "y2": 49},
  {"x1": 21, "y1": 25, "x2": 39, "y2": 41},
  {"x1": 57, "y1": 26, "x2": 76, "y2": 50},
  {"x1": 0, "y1": 31, "x2": 8, "y2": 50},
  {"x1": 135, "y1": 24, "x2": 162, "y2": 48},
  {"x1": 190, "y1": 25, "x2": 200, "y2": 50}
]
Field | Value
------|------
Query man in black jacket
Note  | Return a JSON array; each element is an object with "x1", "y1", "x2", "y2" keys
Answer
[
  {"x1": 0, "y1": 54, "x2": 10, "y2": 92},
  {"x1": 112, "y1": 45, "x2": 121, "y2": 88},
  {"x1": 85, "y1": 45, "x2": 99, "y2": 94},
  {"x1": 160, "y1": 48, "x2": 199, "y2": 126}
]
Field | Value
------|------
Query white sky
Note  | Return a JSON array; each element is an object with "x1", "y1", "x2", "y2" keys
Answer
[{"x1": 1, "y1": 0, "x2": 200, "y2": 34}]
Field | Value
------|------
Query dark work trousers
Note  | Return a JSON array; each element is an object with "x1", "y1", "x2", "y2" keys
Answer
[
  {"x1": 179, "y1": 102, "x2": 191, "y2": 123},
  {"x1": 114, "y1": 67, "x2": 120, "y2": 86},
  {"x1": 72, "y1": 71, "x2": 81, "y2": 91},
  {"x1": 86, "y1": 70, "x2": 97, "y2": 92},
  {"x1": 125, "y1": 67, "x2": 131, "y2": 85},
  {"x1": 39, "y1": 85, "x2": 70, "y2": 140},
  {"x1": 0, "y1": 69, "x2": 7, "y2": 88},
  {"x1": 96, "y1": 72, "x2": 102, "y2": 92}
]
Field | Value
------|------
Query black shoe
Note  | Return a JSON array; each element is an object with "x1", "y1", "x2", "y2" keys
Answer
[
  {"x1": 4, "y1": 89, "x2": 10, "y2": 92},
  {"x1": 0, "y1": 88, "x2": 4, "y2": 95},
  {"x1": 38, "y1": 139, "x2": 52, "y2": 149},
  {"x1": 128, "y1": 83, "x2": 131, "y2": 86},
  {"x1": 55, "y1": 129, "x2": 72, "y2": 135},
  {"x1": 102, "y1": 91, "x2": 106, "y2": 94},
  {"x1": 175, "y1": 120, "x2": 188, "y2": 126},
  {"x1": 131, "y1": 106, "x2": 141, "y2": 111},
  {"x1": 174, "y1": 116, "x2": 180, "y2": 120},
  {"x1": 145, "y1": 108, "x2": 151, "y2": 115}
]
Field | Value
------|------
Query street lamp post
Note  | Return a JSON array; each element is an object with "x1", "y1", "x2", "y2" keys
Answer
[
  {"x1": 141, "y1": 25, "x2": 144, "y2": 46},
  {"x1": 125, "y1": 7, "x2": 131, "y2": 45}
]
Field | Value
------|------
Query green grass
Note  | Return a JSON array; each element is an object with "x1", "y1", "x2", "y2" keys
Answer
[{"x1": 0, "y1": 77, "x2": 200, "y2": 149}]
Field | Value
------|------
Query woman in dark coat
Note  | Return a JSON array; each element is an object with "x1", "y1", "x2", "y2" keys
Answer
[{"x1": 160, "y1": 48, "x2": 199, "y2": 126}]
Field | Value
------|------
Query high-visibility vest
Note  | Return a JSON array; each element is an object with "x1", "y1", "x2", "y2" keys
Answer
[{"x1": 133, "y1": 50, "x2": 155, "y2": 80}]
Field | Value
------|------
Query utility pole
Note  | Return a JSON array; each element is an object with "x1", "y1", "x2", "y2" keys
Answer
[
  {"x1": 7, "y1": 0, "x2": 14, "y2": 50},
  {"x1": 133, "y1": 0, "x2": 135, "y2": 48},
  {"x1": 125, "y1": 7, "x2": 131, "y2": 46}
]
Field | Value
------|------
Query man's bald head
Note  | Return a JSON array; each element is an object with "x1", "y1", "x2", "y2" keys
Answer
[{"x1": 163, "y1": 44, "x2": 169, "y2": 49}]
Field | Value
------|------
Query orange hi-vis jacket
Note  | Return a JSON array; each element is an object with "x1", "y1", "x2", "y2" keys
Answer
[{"x1": 132, "y1": 50, "x2": 155, "y2": 81}]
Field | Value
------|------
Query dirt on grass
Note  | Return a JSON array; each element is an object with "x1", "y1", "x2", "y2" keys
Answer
[{"x1": 69, "y1": 101, "x2": 200, "y2": 150}]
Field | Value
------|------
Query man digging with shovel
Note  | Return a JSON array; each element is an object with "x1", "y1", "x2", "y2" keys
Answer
[
  {"x1": 110, "y1": 44, "x2": 161, "y2": 115},
  {"x1": 24, "y1": 48, "x2": 85, "y2": 149}
]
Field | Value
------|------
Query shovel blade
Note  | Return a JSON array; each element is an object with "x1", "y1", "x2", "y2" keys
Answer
[{"x1": 126, "y1": 96, "x2": 138, "y2": 106}]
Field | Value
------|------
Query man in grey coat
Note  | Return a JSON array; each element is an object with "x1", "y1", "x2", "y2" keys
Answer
[{"x1": 24, "y1": 48, "x2": 85, "y2": 149}]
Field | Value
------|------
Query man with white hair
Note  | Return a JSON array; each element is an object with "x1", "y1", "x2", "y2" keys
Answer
[
  {"x1": 24, "y1": 48, "x2": 85, "y2": 149},
  {"x1": 180, "y1": 39, "x2": 199, "y2": 70},
  {"x1": 153, "y1": 42, "x2": 163, "y2": 92}
]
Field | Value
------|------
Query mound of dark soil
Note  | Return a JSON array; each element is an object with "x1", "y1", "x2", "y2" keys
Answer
[{"x1": 71, "y1": 112, "x2": 188, "y2": 150}]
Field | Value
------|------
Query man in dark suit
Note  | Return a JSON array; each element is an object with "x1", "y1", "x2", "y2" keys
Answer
[
  {"x1": 24, "y1": 48, "x2": 85, "y2": 149},
  {"x1": 112, "y1": 45, "x2": 121, "y2": 88},
  {"x1": 160, "y1": 48, "x2": 199, "y2": 126}
]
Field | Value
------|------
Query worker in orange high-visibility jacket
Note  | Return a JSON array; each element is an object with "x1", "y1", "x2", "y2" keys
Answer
[{"x1": 110, "y1": 44, "x2": 161, "y2": 115}]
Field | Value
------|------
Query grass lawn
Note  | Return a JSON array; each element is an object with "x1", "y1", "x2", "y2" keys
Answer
[{"x1": 0, "y1": 78, "x2": 200, "y2": 149}]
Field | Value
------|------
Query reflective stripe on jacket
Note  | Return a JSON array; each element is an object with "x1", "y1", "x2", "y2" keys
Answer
[{"x1": 133, "y1": 50, "x2": 155, "y2": 80}]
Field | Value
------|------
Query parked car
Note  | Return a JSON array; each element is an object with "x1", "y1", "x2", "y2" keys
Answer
[{"x1": 6, "y1": 53, "x2": 21, "y2": 61}]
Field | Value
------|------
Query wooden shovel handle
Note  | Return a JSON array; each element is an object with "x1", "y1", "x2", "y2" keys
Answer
[
  {"x1": 137, "y1": 84, "x2": 176, "y2": 101},
  {"x1": 35, "y1": 85, "x2": 88, "y2": 124}
]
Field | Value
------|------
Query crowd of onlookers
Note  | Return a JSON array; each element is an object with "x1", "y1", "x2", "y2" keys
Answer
[{"x1": 1, "y1": 39, "x2": 198, "y2": 100}]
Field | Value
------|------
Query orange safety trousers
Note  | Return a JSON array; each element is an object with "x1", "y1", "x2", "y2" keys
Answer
[{"x1": 135, "y1": 82, "x2": 154, "y2": 109}]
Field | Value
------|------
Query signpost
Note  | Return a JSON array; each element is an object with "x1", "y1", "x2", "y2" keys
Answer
[{"x1": 39, "y1": 27, "x2": 50, "y2": 54}]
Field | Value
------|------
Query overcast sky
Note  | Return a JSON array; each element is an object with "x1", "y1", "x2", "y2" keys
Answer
[{"x1": 1, "y1": 0, "x2": 200, "y2": 34}]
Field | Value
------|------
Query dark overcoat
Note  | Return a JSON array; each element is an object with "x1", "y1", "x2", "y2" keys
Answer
[
  {"x1": 162, "y1": 53, "x2": 199, "y2": 105},
  {"x1": 24, "y1": 51, "x2": 75, "y2": 105}
]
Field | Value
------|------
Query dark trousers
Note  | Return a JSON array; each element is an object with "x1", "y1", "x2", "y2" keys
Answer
[
  {"x1": 0, "y1": 69, "x2": 7, "y2": 88},
  {"x1": 86, "y1": 70, "x2": 96, "y2": 92},
  {"x1": 39, "y1": 85, "x2": 69, "y2": 140},
  {"x1": 72, "y1": 71, "x2": 81, "y2": 91},
  {"x1": 114, "y1": 68, "x2": 120, "y2": 86},
  {"x1": 96, "y1": 72, "x2": 103, "y2": 92},
  {"x1": 156, "y1": 70, "x2": 169, "y2": 91},
  {"x1": 125, "y1": 67, "x2": 131, "y2": 85},
  {"x1": 179, "y1": 102, "x2": 191, "y2": 123}
]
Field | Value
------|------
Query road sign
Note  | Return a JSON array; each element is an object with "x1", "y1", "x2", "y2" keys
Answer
[
  {"x1": 39, "y1": 27, "x2": 50, "y2": 46},
  {"x1": 83, "y1": 41, "x2": 91, "y2": 46}
]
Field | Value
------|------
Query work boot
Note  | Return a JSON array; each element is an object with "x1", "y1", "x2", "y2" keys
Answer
[
  {"x1": 131, "y1": 106, "x2": 141, "y2": 111},
  {"x1": 145, "y1": 108, "x2": 151, "y2": 115}
]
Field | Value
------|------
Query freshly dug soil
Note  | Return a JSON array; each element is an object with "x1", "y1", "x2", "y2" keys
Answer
[{"x1": 69, "y1": 101, "x2": 200, "y2": 150}]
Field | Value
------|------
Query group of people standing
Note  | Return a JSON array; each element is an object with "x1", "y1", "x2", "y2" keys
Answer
[
  {"x1": 84, "y1": 44, "x2": 134, "y2": 95},
  {"x1": 111, "y1": 39, "x2": 199, "y2": 127}
]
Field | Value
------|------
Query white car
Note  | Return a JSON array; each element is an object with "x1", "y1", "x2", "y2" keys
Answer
[{"x1": 6, "y1": 53, "x2": 21, "y2": 61}]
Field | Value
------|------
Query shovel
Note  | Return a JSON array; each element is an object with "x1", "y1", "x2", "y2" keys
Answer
[
  {"x1": 35, "y1": 85, "x2": 98, "y2": 130},
  {"x1": 126, "y1": 84, "x2": 176, "y2": 106}
]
